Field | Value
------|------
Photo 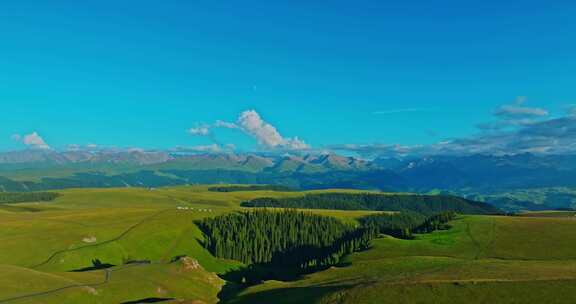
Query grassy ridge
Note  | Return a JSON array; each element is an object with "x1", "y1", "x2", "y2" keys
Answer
[
  {"x1": 231, "y1": 215, "x2": 576, "y2": 303},
  {"x1": 0, "y1": 186, "x2": 575, "y2": 303},
  {"x1": 0, "y1": 186, "x2": 382, "y2": 303}
]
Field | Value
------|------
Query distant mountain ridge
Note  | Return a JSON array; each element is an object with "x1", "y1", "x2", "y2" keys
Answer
[
  {"x1": 0, "y1": 149, "x2": 171, "y2": 166},
  {"x1": 1, "y1": 149, "x2": 576, "y2": 211},
  {"x1": 0, "y1": 150, "x2": 375, "y2": 173}
]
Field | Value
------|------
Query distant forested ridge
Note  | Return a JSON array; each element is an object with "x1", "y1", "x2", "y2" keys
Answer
[
  {"x1": 196, "y1": 210, "x2": 374, "y2": 272},
  {"x1": 208, "y1": 185, "x2": 294, "y2": 192},
  {"x1": 242, "y1": 193, "x2": 500, "y2": 215},
  {"x1": 359, "y1": 211, "x2": 457, "y2": 239},
  {"x1": 0, "y1": 192, "x2": 59, "y2": 204}
]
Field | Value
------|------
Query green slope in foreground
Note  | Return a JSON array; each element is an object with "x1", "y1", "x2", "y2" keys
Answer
[
  {"x1": 0, "y1": 186, "x2": 575, "y2": 303},
  {"x1": 0, "y1": 186, "x2": 378, "y2": 303},
  {"x1": 232, "y1": 215, "x2": 576, "y2": 304}
]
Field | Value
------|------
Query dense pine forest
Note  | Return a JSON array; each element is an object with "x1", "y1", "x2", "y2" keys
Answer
[
  {"x1": 196, "y1": 208, "x2": 461, "y2": 287},
  {"x1": 0, "y1": 192, "x2": 59, "y2": 204},
  {"x1": 242, "y1": 193, "x2": 500, "y2": 215},
  {"x1": 359, "y1": 211, "x2": 457, "y2": 239},
  {"x1": 196, "y1": 210, "x2": 374, "y2": 273}
]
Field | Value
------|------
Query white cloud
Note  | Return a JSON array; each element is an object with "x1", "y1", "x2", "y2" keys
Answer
[
  {"x1": 237, "y1": 110, "x2": 309, "y2": 150},
  {"x1": 174, "y1": 144, "x2": 236, "y2": 153},
  {"x1": 20, "y1": 132, "x2": 51, "y2": 150},
  {"x1": 189, "y1": 125, "x2": 211, "y2": 136},
  {"x1": 238, "y1": 110, "x2": 285, "y2": 147},
  {"x1": 494, "y1": 97, "x2": 548, "y2": 119},
  {"x1": 188, "y1": 110, "x2": 310, "y2": 151},
  {"x1": 214, "y1": 120, "x2": 239, "y2": 129},
  {"x1": 332, "y1": 98, "x2": 576, "y2": 158},
  {"x1": 190, "y1": 144, "x2": 222, "y2": 152},
  {"x1": 495, "y1": 105, "x2": 548, "y2": 117},
  {"x1": 478, "y1": 97, "x2": 549, "y2": 130}
]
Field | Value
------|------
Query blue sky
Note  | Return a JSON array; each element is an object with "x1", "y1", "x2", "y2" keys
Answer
[{"x1": 1, "y1": 1, "x2": 575, "y2": 154}]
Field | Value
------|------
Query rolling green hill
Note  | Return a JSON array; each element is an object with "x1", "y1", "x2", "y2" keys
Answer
[{"x1": 0, "y1": 186, "x2": 574, "y2": 303}]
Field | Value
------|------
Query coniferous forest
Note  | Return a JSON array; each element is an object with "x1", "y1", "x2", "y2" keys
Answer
[
  {"x1": 0, "y1": 192, "x2": 59, "y2": 204},
  {"x1": 359, "y1": 211, "x2": 457, "y2": 239},
  {"x1": 196, "y1": 208, "x2": 460, "y2": 286},
  {"x1": 196, "y1": 209, "x2": 375, "y2": 272},
  {"x1": 242, "y1": 193, "x2": 500, "y2": 215}
]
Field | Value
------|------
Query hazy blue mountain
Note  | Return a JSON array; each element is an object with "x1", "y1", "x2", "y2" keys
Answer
[{"x1": 1, "y1": 149, "x2": 576, "y2": 211}]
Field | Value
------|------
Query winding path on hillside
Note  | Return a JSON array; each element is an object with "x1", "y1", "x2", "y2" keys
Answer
[
  {"x1": 0, "y1": 263, "x2": 157, "y2": 303},
  {"x1": 466, "y1": 217, "x2": 497, "y2": 260},
  {"x1": 0, "y1": 194, "x2": 208, "y2": 303},
  {"x1": 0, "y1": 206, "x2": 180, "y2": 303},
  {"x1": 30, "y1": 209, "x2": 173, "y2": 269}
]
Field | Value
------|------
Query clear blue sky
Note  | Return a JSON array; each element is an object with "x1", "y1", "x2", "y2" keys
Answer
[{"x1": 1, "y1": 0, "x2": 575, "y2": 152}]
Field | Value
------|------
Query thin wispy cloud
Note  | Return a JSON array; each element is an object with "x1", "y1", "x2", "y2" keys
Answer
[
  {"x1": 372, "y1": 108, "x2": 433, "y2": 115},
  {"x1": 335, "y1": 98, "x2": 576, "y2": 158}
]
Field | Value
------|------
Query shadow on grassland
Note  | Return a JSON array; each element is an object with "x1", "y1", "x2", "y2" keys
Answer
[
  {"x1": 217, "y1": 263, "x2": 358, "y2": 304},
  {"x1": 222, "y1": 284, "x2": 352, "y2": 304},
  {"x1": 120, "y1": 298, "x2": 174, "y2": 304}
]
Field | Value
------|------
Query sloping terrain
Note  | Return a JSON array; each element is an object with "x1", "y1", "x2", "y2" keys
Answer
[
  {"x1": 0, "y1": 186, "x2": 574, "y2": 303},
  {"x1": 231, "y1": 214, "x2": 576, "y2": 304}
]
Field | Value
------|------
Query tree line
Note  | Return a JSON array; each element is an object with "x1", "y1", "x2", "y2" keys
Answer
[
  {"x1": 0, "y1": 192, "x2": 59, "y2": 204},
  {"x1": 208, "y1": 185, "x2": 294, "y2": 192},
  {"x1": 196, "y1": 209, "x2": 374, "y2": 271},
  {"x1": 359, "y1": 211, "x2": 457, "y2": 239},
  {"x1": 196, "y1": 208, "x2": 460, "y2": 285},
  {"x1": 242, "y1": 193, "x2": 500, "y2": 215}
]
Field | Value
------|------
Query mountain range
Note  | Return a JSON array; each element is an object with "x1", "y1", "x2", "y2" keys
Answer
[{"x1": 1, "y1": 149, "x2": 575, "y2": 211}]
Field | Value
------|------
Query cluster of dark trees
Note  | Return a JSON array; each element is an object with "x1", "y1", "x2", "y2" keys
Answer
[
  {"x1": 414, "y1": 211, "x2": 457, "y2": 234},
  {"x1": 196, "y1": 208, "x2": 460, "y2": 285},
  {"x1": 0, "y1": 191, "x2": 59, "y2": 204},
  {"x1": 196, "y1": 209, "x2": 374, "y2": 271},
  {"x1": 359, "y1": 211, "x2": 457, "y2": 239},
  {"x1": 208, "y1": 185, "x2": 293, "y2": 192},
  {"x1": 242, "y1": 193, "x2": 500, "y2": 215}
]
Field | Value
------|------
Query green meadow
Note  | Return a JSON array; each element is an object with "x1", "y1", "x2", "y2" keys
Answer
[{"x1": 0, "y1": 186, "x2": 575, "y2": 303}]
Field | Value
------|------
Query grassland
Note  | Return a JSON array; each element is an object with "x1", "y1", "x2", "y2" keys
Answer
[
  {"x1": 232, "y1": 215, "x2": 576, "y2": 304},
  {"x1": 0, "y1": 186, "x2": 381, "y2": 303},
  {"x1": 0, "y1": 186, "x2": 575, "y2": 303}
]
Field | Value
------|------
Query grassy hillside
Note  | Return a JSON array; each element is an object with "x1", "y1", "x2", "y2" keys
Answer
[
  {"x1": 231, "y1": 215, "x2": 576, "y2": 304},
  {"x1": 0, "y1": 186, "x2": 381, "y2": 303},
  {"x1": 0, "y1": 186, "x2": 574, "y2": 303}
]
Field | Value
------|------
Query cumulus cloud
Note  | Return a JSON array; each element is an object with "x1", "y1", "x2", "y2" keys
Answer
[
  {"x1": 12, "y1": 132, "x2": 51, "y2": 150},
  {"x1": 188, "y1": 110, "x2": 309, "y2": 150},
  {"x1": 236, "y1": 110, "x2": 309, "y2": 150}
]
